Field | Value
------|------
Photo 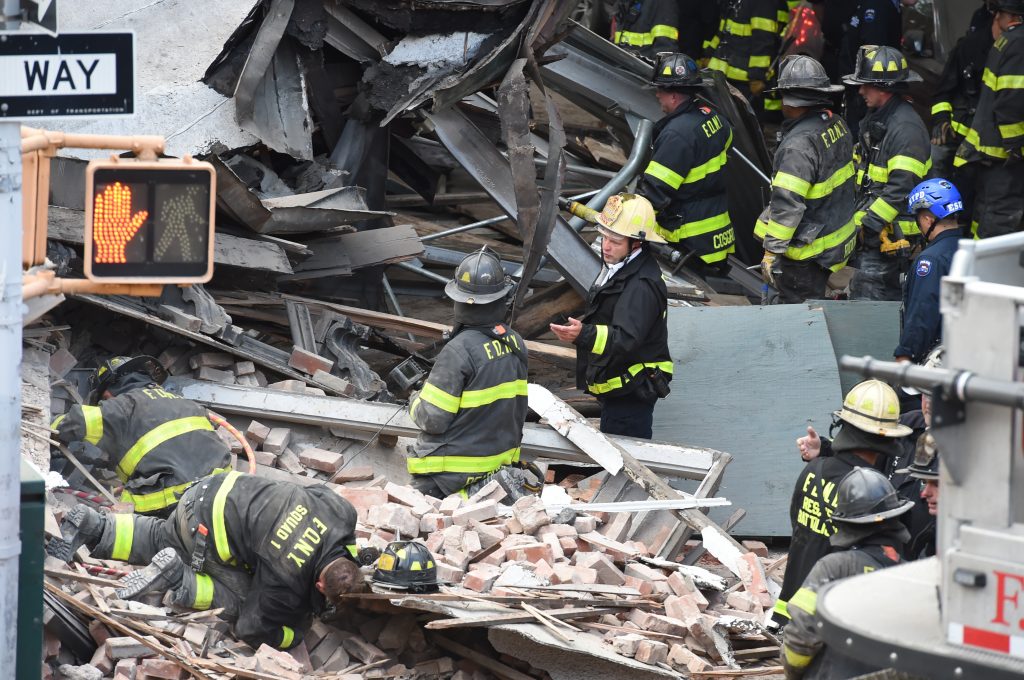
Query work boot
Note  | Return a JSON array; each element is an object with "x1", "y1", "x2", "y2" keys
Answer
[
  {"x1": 116, "y1": 548, "x2": 184, "y2": 600},
  {"x1": 46, "y1": 505, "x2": 105, "y2": 562},
  {"x1": 463, "y1": 464, "x2": 543, "y2": 505}
]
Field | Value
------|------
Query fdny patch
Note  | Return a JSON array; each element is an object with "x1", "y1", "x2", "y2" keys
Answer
[
  {"x1": 699, "y1": 106, "x2": 711, "y2": 115},
  {"x1": 863, "y1": 8, "x2": 875, "y2": 22},
  {"x1": 675, "y1": 65, "x2": 686, "y2": 75},
  {"x1": 916, "y1": 259, "x2": 932, "y2": 277}
]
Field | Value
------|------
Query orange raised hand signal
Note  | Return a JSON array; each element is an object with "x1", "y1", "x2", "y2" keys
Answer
[{"x1": 93, "y1": 182, "x2": 149, "y2": 264}]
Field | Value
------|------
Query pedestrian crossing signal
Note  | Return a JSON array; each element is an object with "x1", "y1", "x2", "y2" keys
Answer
[{"x1": 84, "y1": 157, "x2": 215, "y2": 283}]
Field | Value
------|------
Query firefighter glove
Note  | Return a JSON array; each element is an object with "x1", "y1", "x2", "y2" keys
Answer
[
  {"x1": 761, "y1": 251, "x2": 778, "y2": 286},
  {"x1": 749, "y1": 80, "x2": 766, "y2": 96},
  {"x1": 930, "y1": 119, "x2": 953, "y2": 146},
  {"x1": 879, "y1": 225, "x2": 910, "y2": 256}
]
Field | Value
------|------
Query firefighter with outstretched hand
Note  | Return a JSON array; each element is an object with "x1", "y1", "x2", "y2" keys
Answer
[
  {"x1": 773, "y1": 380, "x2": 912, "y2": 626},
  {"x1": 550, "y1": 194, "x2": 672, "y2": 440},
  {"x1": 756, "y1": 55, "x2": 857, "y2": 302},
  {"x1": 406, "y1": 247, "x2": 531, "y2": 500},
  {"x1": 52, "y1": 355, "x2": 232, "y2": 515},
  {"x1": 48, "y1": 473, "x2": 365, "y2": 651},
  {"x1": 781, "y1": 467, "x2": 913, "y2": 679},
  {"x1": 955, "y1": 0, "x2": 1024, "y2": 238},
  {"x1": 843, "y1": 45, "x2": 931, "y2": 301},
  {"x1": 612, "y1": 0, "x2": 680, "y2": 60},
  {"x1": 639, "y1": 52, "x2": 735, "y2": 272}
]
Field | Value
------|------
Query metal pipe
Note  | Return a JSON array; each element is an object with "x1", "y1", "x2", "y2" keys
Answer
[
  {"x1": 396, "y1": 261, "x2": 450, "y2": 285},
  {"x1": 381, "y1": 274, "x2": 415, "y2": 342},
  {"x1": 419, "y1": 189, "x2": 601, "y2": 243},
  {"x1": 0, "y1": 118, "x2": 22, "y2": 674},
  {"x1": 728, "y1": 146, "x2": 771, "y2": 186}
]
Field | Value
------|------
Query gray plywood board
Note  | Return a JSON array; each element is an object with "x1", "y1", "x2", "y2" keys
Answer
[
  {"x1": 810, "y1": 300, "x2": 902, "y2": 396},
  {"x1": 653, "y1": 305, "x2": 843, "y2": 536}
]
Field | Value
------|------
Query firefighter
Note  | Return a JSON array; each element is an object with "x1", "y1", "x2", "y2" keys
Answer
[
  {"x1": 772, "y1": 379, "x2": 912, "y2": 626},
  {"x1": 894, "y1": 179, "x2": 963, "y2": 364},
  {"x1": 899, "y1": 430, "x2": 939, "y2": 559},
  {"x1": 47, "y1": 472, "x2": 365, "y2": 651},
  {"x1": 51, "y1": 355, "x2": 232, "y2": 516},
  {"x1": 550, "y1": 194, "x2": 672, "y2": 439},
  {"x1": 638, "y1": 52, "x2": 735, "y2": 271},
  {"x1": 955, "y1": 0, "x2": 1024, "y2": 239},
  {"x1": 930, "y1": 3, "x2": 995, "y2": 181},
  {"x1": 406, "y1": 247, "x2": 529, "y2": 499},
  {"x1": 678, "y1": 0, "x2": 721, "y2": 60},
  {"x1": 843, "y1": 45, "x2": 930, "y2": 301},
  {"x1": 707, "y1": 0, "x2": 789, "y2": 102},
  {"x1": 612, "y1": 0, "x2": 680, "y2": 59},
  {"x1": 781, "y1": 467, "x2": 913, "y2": 679},
  {"x1": 755, "y1": 55, "x2": 857, "y2": 303}
]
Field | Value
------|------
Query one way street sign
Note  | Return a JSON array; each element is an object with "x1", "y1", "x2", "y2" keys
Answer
[{"x1": 0, "y1": 32, "x2": 133, "y2": 118}]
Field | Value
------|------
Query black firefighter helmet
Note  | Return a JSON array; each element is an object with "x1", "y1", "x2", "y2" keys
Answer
[
  {"x1": 651, "y1": 52, "x2": 708, "y2": 90},
  {"x1": 830, "y1": 467, "x2": 915, "y2": 524},
  {"x1": 444, "y1": 247, "x2": 513, "y2": 305},
  {"x1": 371, "y1": 541, "x2": 440, "y2": 593},
  {"x1": 89, "y1": 355, "x2": 168, "y2": 403}
]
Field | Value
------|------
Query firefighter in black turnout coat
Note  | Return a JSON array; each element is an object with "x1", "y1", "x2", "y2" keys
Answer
[{"x1": 551, "y1": 194, "x2": 672, "y2": 440}]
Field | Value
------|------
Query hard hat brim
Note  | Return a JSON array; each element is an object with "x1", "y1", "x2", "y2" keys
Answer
[
  {"x1": 895, "y1": 463, "x2": 940, "y2": 480},
  {"x1": 841, "y1": 71, "x2": 923, "y2": 86},
  {"x1": 768, "y1": 83, "x2": 843, "y2": 95},
  {"x1": 833, "y1": 409, "x2": 914, "y2": 438},
  {"x1": 653, "y1": 77, "x2": 715, "y2": 90},
  {"x1": 831, "y1": 498, "x2": 915, "y2": 523},
  {"x1": 597, "y1": 224, "x2": 668, "y2": 244},
  {"x1": 444, "y1": 279, "x2": 511, "y2": 304}
]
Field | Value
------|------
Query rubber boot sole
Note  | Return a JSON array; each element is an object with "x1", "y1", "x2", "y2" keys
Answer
[
  {"x1": 116, "y1": 547, "x2": 184, "y2": 600},
  {"x1": 46, "y1": 505, "x2": 101, "y2": 562}
]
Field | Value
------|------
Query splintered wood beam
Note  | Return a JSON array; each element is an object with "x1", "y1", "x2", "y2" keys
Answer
[{"x1": 425, "y1": 606, "x2": 617, "y2": 630}]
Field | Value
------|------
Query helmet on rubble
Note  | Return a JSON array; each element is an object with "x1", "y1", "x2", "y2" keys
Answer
[
  {"x1": 831, "y1": 467, "x2": 915, "y2": 524},
  {"x1": 445, "y1": 246, "x2": 514, "y2": 305},
  {"x1": 842, "y1": 45, "x2": 922, "y2": 87},
  {"x1": 993, "y1": 0, "x2": 1024, "y2": 14},
  {"x1": 589, "y1": 194, "x2": 666, "y2": 243},
  {"x1": 834, "y1": 379, "x2": 913, "y2": 437},
  {"x1": 897, "y1": 430, "x2": 940, "y2": 481},
  {"x1": 907, "y1": 179, "x2": 963, "y2": 220},
  {"x1": 771, "y1": 55, "x2": 842, "y2": 106},
  {"x1": 89, "y1": 355, "x2": 168, "y2": 402},
  {"x1": 651, "y1": 52, "x2": 708, "y2": 90},
  {"x1": 371, "y1": 541, "x2": 440, "y2": 593}
]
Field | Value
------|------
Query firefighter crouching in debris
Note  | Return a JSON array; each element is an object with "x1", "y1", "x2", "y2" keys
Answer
[
  {"x1": 48, "y1": 472, "x2": 365, "y2": 650},
  {"x1": 843, "y1": 45, "x2": 931, "y2": 301},
  {"x1": 772, "y1": 379, "x2": 912, "y2": 626},
  {"x1": 51, "y1": 355, "x2": 232, "y2": 515},
  {"x1": 551, "y1": 194, "x2": 672, "y2": 440},
  {"x1": 755, "y1": 55, "x2": 857, "y2": 303},
  {"x1": 638, "y1": 52, "x2": 735, "y2": 274},
  {"x1": 407, "y1": 247, "x2": 534, "y2": 500},
  {"x1": 781, "y1": 467, "x2": 913, "y2": 679},
  {"x1": 611, "y1": 0, "x2": 680, "y2": 60}
]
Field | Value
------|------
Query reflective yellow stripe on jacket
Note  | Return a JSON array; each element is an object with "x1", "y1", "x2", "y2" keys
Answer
[
  {"x1": 280, "y1": 626, "x2": 295, "y2": 649},
  {"x1": 588, "y1": 361, "x2": 674, "y2": 395},
  {"x1": 644, "y1": 132, "x2": 731, "y2": 190},
  {"x1": 983, "y1": 67, "x2": 1024, "y2": 91},
  {"x1": 955, "y1": 126, "x2": 1010, "y2": 165},
  {"x1": 193, "y1": 573, "x2": 214, "y2": 610},
  {"x1": 614, "y1": 24, "x2": 678, "y2": 47},
  {"x1": 592, "y1": 325, "x2": 608, "y2": 356},
  {"x1": 772, "y1": 162, "x2": 854, "y2": 200},
  {"x1": 120, "y1": 466, "x2": 231, "y2": 514},
  {"x1": 789, "y1": 586, "x2": 818, "y2": 615},
  {"x1": 116, "y1": 416, "x2": 215, "y2": 481},
  {"x1": 657, "y1": 211, "x2": 731, "y2": 242},
  {"x1": 783, "y1": 218, "x2": 856, "y2": 270},
  {"x1": 407, "y1": 447, "x2": 520, "y2": 475},
  {"x1": 81, "y1": 405, "x2": 103, "y2": 445},
  {"x1": 419, "y1": 380, "x2": 527, "y2": 414},
  {"x1": 111, "y1": 514, "x2": 135, "y2": 561},
  {"x1": 213, "y1": 471, "x2": 242, "y2": 564}
]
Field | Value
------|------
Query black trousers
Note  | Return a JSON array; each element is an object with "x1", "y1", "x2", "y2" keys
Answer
[
  {"x1": 773, "y1": 257, "x2": 831, "y2": 304},
  {"x1": 849, "y1": 248, "x2": 903, "y2": 301},
  {"x1": 600, "y1": 394, "x2": 656, "y2": 439},
  {"x1": 974, "y1": 160, "x2": 1024, "y2": 239}
]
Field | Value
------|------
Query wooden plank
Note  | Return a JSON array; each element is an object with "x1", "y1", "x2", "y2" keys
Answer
[
  {"x1": 514, "y1": 282, "x2": 583, "y2": 339},
  {"x1": 292, "y1": 224, "x2": 424, "y2": 279}
]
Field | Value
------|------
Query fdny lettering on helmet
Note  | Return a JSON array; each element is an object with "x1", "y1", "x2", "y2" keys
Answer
[
  {"x1": 796, "y1": 471, "x2": 838, "y2": 536},
  {"x1": 482, "y1": 334, "x2": 520, "y2": 360},
  {"x1": 269, "y1": 503, "x2": 310, "y2": 549},
  {"x1": 820, "y1": 120, "x2": 849, "y2": 149},
  {"x1": 141, "y1": 387, "x2": 180, "y2": 401},
  {"x1": 701, "y1": 115, "x2": 723, "y2": 139},
  {"x1": 713, "y1": 229, "x2": 735, "y2": 250},
  {"x1": 916, "y1": 259, "x2": 932, "y2": 277}
]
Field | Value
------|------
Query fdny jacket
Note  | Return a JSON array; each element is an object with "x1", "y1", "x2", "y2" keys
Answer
[
  {"x1": 574, "y1": 249, "x2": 672, "y2": 401},
  {"x1": 53, "y1": 386, "x2": 231, "y2": 514},
  {"x1": 708, "y1": 0, "x2": 788, "y2": 84},
  {"x1": 639, "y1": 98, "x2": 735, "y2": 264},
  {"x1": 755, "y1": 108, "x2": 857, "y2": 271},
  {"x1": 931, "y1": 20, "x2": 993, "y2": 142},
  {"x1": 854, "y1": 95, "x2": 931, "y2": 239},
  {"x1": 782, "y1": 536, "x2": 904, "y2": 679},
  {"x1": 183, "y1": 472, "x2": 358, "y2": 650},
  {"x1": 955, "y1": 23, "x2": 1024, "y2": 167},
  {"x1": 408, "y1": 324, "x2": 528, "y2": 496},
  {"x1": 613, "y1": 0, "x2": 680, "y2": 59},
  {"x1": 894, "y1": 229, "x2": 960, "y2": 362}
]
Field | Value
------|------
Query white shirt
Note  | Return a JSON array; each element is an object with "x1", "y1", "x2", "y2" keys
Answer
[{"x1": 595, "y1": 248, "x2": 642, "y2": 287}]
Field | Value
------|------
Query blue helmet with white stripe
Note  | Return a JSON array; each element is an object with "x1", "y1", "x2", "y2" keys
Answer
[{"x1": 907, "y1": 179, "x2": 963, "y2": 220}]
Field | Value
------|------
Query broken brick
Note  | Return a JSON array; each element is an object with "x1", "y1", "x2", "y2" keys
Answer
[
  {"x1": 574, "y1": 552, "x2": 626, "y2": 586},
  {"x1": 298, "y1": 447, "x2": 344, "y2": 473},
  {"x1": 245, "y1": 420, "x2": 271, "y2": 445},
  {"x1": 451, "y1": 500, "x2": 498, "y2": 526},
  {"x1": 262, "y1": 427, "x2": 292, "y2": 454},
  {"x1": 634, "y1": 639, "x2": 669, "y2": 665},
  {"x1": 511, "y1": 495, "x2": 550, "y2": 535}
]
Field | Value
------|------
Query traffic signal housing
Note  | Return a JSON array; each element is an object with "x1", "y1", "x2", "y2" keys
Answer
[{"x1": 84, "y1": 157, "x2": 216, "y2": 283}]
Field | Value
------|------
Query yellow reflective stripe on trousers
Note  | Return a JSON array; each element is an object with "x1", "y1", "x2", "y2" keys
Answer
[
  {"x1": 419, "y1": 382, "x2": 460, "y2": 414},
  {"x1": 213, "y1": 471, "x2": 242, "y2": 564},
  {"x1": 657, "y1": 211, "x2": 731, "y2": 241},
  {"x1": 193, "y1": 573, "x2": 214, "y2": 610},
  {"x1": 784, "y1": 644, "x2": 814, "y2": 669},
  {"x1": 789, "y1": 587, "x2": 818, "y2": 615},
  {"x1": 614, "y1": 24, "x2": 678, "y2": 46},
  {"x1": 459, "y1": 380, "x2": 528, "y2": 409},
  {"x1": 772, "y1": 598, "x2": 790, "y2": 619},
  {"x1": 280, "y1": 626, "x2": 294, "y2": 649},
  {"x1": 116, "y1": 416, "x2": 214, "y2": 482},
  {"x1": 592, "y1": 324, "x2": 608, "y2": 355},
  {"x1": 750, "y1": 16, "x2": 778, "y2": 32},
  {"x1": 588, "y1": 361, "x2": 674, "y2": 395},
  {"x1": 749, "y1": 55, "x2": 771, "y2": 68},
  {"x1": 120, "y1": 466, "x2": 230, "y2": 514},
  {"x1": 81, "y1": 405, "x2": 104, "y2": 445},
  {"x1": 406, "y1": 447, "x2": 521, "y2": 475},
  {"x1": 784, "y1": 217, "x2": 856, "y2": 262},
  {"x1": 644, "y1": 160, "x2": 684, "y2": 190},
  {"x1": 111, "y1": 514, "x2": 135, "y2": 561},
  {"x1": 725, "y1": 19, "x2": 751, "y2": 36},
  {"x1": 764, "y1": 96, "x2": 782, "y2": 111},
  {"x1": 707, "y1": 56, "x2": 728, "y2": 73},
  {"x1": 867, "y1": 197, "x2": 899, "y2": 223},
  {"x1": 1000, "y1": 121, "x2": 1024, "y2": 139},
  {"x1": 931, "y1": 101, "x2": 953, "y2": 116},
  {"x1": 754, "y1": 217, "x2": 796, "y2": 241},
  {"x1": 983, "y1": 67, "x2": 1024, "y2": 91}
]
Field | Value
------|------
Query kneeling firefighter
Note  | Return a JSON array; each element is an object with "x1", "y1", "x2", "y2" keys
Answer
[{"x1": 406, "y1": 247, "x2": 537, "y2": 500}]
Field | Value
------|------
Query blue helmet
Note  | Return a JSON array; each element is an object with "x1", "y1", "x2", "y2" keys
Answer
[{"x1": 907, "y1": 179, "x2": 963, "y2": 220}]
